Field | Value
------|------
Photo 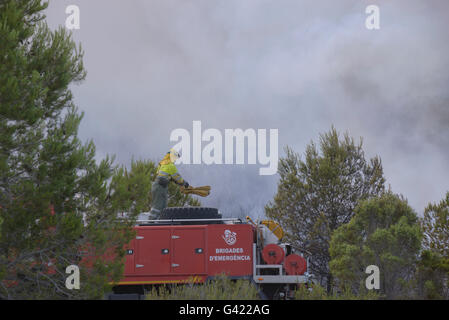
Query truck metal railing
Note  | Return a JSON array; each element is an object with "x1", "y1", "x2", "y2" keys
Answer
[{"x1": 136, "y1": 218, "x2": 244, "y2": 224}]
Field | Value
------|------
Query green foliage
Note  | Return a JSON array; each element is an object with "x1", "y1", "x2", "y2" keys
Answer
[
  {"x1": 329, "y1": 193, "x2": 422, "y2": 299},
  {"x1": 412, "y1": 250, "x2": 449, "y2": 299},
  {"x1": 108, "y1": 160, "x2": 156, "y2": 215},
  {"x1": 294, "y1": 283, "x2": 381, "y2": 300},
  {"x1": 422, "y1": 192, "x2": 449, "y2": 257},
  {"x1": 0, "y1": 0, "x2": 201, "y2": 299},
  {"x1": 414, "y1": 194, "x2": 449, "y2": 299},
  {"x1": 265, "y1": 127, "x2": 385, "y2": 290},
  {"x1": 146, "y1": 275, "x2": 260, "y2": 300},
  {"x1": 0, "y1": 0, "x2": 144, "y2": 299}
]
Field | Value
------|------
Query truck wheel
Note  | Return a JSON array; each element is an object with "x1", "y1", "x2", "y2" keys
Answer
[{"x1": 160, "y1": 207, "x2": 221, "y2": 220}]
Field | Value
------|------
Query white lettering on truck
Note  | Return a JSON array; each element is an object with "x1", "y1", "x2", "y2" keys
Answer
[{"x1": 210, "y1": 248, "x2": 250, "y2": 262}]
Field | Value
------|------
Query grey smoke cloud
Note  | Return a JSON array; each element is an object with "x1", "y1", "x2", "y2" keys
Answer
[{"x1": 44, "y1": 0, "x2": 449, "y2": 217}]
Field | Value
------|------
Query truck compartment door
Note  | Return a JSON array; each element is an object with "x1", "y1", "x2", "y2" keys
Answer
[
  {"x1": 135, "y1": 229, "x2": 171, "y2": 275},
  {"x1": 171, "y1": 227, "x2": 206, "y2": 274}
]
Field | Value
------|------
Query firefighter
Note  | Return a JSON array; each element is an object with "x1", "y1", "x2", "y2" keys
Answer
[{"x1": 149, "y1": 149, "x2": 189, "y2": 219}]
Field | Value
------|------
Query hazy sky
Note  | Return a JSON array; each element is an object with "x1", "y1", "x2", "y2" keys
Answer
[{"x1": 45, "y1": 0, "x2": 449, "y2": 217}]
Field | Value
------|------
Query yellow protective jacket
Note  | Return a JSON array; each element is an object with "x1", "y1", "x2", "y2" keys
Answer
[{"x1": 157, "y1": 154, "x2": 185, "y2": 185}]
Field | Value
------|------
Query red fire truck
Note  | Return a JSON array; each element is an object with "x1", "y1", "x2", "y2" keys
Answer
[{"x1": 109, "y1": 207, "x2": 314, "y2": 300}]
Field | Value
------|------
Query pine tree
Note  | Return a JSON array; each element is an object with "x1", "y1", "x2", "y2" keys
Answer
[
  {"x1": 265, "y1": 127, "x2": 385, "y2": 292},
  {"x1": 416, "y1": 192, "x2": 449, "y2": 299},
  {"x1": 0, "y1": 0, "x2": 127, "y2": 299},
  {"x1": 0, "y1": 2, "x2": 202, "y2": 299},
  {"x1": 329, "y1": 193, "x2": 422, "y2": 299},
  {"x1": 422, "y1": 192, "x2": 449, "y2": 257}
]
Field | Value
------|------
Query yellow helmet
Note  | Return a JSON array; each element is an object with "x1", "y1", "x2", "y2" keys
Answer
[{"x1": 169, "y1": 148, "x2": 181, "y2": 162}]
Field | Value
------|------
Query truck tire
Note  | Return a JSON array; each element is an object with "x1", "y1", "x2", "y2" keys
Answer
[{"x1": 160, "y1": 207, "x2": 221, "y2": 220}]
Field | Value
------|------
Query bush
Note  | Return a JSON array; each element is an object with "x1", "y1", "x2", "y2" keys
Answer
[
  {"x1": 294, "y1": 284, "x2": 382, "y2": 300},
  {"x1": 146, "y1": 274, "x2": 260, "y2": 300}
]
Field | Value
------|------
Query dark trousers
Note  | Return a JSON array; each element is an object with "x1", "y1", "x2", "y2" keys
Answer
[{"x1": 150, "y1": 176, "x2": 169, "y2": 216}]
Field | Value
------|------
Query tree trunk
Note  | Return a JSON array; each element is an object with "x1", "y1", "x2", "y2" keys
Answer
[{"x1": 327, "y1": 274, "x2": 333, "y2": 294}]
